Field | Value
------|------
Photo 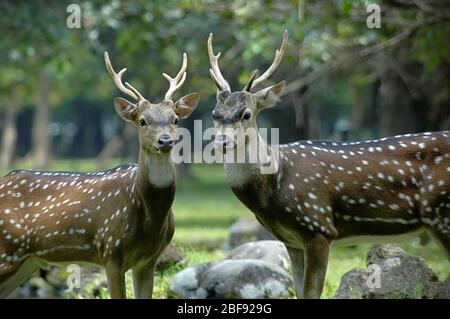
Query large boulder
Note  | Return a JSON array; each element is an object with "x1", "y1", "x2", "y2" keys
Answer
[
  {"x1": 169, "y1": 259, "x2": 292, "y2": 299},
  {"x1": 169, "y1": 263, "x2": 213, "y2": 299},
  {"x1": 226, "y1": 217, "x2": 275, "y2": 249},
  {"x1": 335, "y1": 244, "x2": 442, "y2": 299},
  {"x1": 227, "y1": 240, "x2": 290, "y2": 271}
]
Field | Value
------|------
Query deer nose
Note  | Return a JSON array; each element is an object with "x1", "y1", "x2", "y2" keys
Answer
[
  {"x1": 216, "y1": 135, "x2": 228, "y2": 147},
  {"x1": 157, "y1": 134, "x2": 173, "y2": 151},
  {"x1": 215, "y1": 134, "x2": 233, "y2": 151}
]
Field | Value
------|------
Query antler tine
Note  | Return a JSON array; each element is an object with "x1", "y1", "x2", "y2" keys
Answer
[
  {"x1": 163, "y1": 52, "x2": 188, "y2": 101},
  {"x1": 104, "y1": 52, "x2": 143, "y2": 102},
  {"x1": 207, "y1": 33, "x2": 231, "y2": 92},
  {"x1": 125, "y1": 82, "x2": 145, "y2": 101},
  {"x1": 243, "y1": 69, "x2": 259, "y2": 92},
  {"x1": 250, "y1": 30, "x2": 288, "y2": 90}
]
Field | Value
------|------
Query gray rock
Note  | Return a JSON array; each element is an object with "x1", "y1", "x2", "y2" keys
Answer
[
  {"x1": 169, "y1": 259, "x2": 292, "y2": 299},
  {"x1": 437, "y1": 276, "x2": 450, "y2": 299},
  {"x1": 169, "y1": 263, "x2": 214, "y2": 299},
  {"x1": 335, "y1": 244, "x2": 441, "y2": 299},
  {"x1": 226, "y1": 217, "x2": 275, "y2": 249},
  {"x1": 156, "y1": 243, "x2": 185, "y2": 269},
  {"x1": 365, "y1": 243, "x2": 406, "y2": 265},
  {"x1": 14, "y1": 266, "x2": 104, "y2": 299},
  {"x1": 227, "y1": 240, "x2": 290, "y2": 271}
]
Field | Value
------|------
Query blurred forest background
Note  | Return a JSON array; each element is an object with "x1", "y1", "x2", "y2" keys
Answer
[
  {"x1": 1, "y1": 0, "x2": 450, "y2": 298},
  {"x1": 0, "y1": 0, "x2": 449, "y2": 171}
]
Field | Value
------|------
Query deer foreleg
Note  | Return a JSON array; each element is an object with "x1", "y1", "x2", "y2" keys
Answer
[
  {"x1": 0, "y1": 257, "x2": 40, "y2": 298},
  {"x1": 105, "y1": 260, "x2": 126, "y2": 299},
  {"x1": 286, "y1": 246, "x2": 305, "y2": 299},
  {"x1": 303, "y1": 234, "x2": 330, "y2": 299},
  {"x1": 132, "y1": 261, "x2": 155, "y2": 299}
]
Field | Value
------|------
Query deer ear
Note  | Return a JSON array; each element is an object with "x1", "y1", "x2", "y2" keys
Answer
[
  {"x1": 173, "y1": 93, "x2": 200, "y2": 119},
  {"x1": 114, "y1": 97, "x2": 138, "y2": 123},
  {"x1": 253, "y1": 80, "x2": 286, "y2": 111}
]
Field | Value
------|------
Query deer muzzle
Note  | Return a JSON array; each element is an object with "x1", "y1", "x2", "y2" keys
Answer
[
  {"x1": 215, "y1": 134, "x2": 235, "y2": 153},
  {"x1": 156, "y1": 133, "x2": 174, "y2": 152}
]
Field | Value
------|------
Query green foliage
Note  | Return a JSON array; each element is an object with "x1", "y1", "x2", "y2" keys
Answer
[
  {"x1": 1, "y1": 0, "x2": 449, "y2": 139},
  {"x1": 414, "y1": 22, "x2": 450, "y2": 71}
]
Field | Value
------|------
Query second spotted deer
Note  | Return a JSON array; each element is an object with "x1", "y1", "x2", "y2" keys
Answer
[
  {"x1": 207, "y1": 30, "x2": 450, "y2": 299},
  {"x1": 0, "y1": 51, "x2": 199, "y2": 298}
]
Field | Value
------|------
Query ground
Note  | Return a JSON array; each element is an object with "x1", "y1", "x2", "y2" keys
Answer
[{"x1": 1, "y1": 160, "x2": 449, "y2": 299}]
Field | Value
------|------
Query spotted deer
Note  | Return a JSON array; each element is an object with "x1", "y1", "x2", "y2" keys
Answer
[
  {"x1": 207, "y1": 30, "x2": 450, "y2": 299},
  {"x1": 0, "y1": 52, "x2": 199, "y2": 298}
]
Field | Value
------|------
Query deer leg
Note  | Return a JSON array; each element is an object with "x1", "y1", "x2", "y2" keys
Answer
[
  {"x1": 286, "y1": 246, "x2": 305, "y2": 298},
  {"x1": 132, "y1": 261, "x2": 156, "y2": 299},
  {"x1": 0, "y1": 265, "x2": 22, "y2": 298},
  {"x1": 0, "y1": 257, "x2": 40, "y2": 298},
  {"x1": 105, "y1": 260, "x2": 126, "y2": 299},
  {"x1": 303, "y1": 234, "x2": 330, "y2": 299}
]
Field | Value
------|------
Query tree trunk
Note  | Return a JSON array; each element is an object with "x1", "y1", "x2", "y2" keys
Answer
[
  {"x1": 378, "y1": 68, "x2": 419, "y2": 136},
  {"x1": 31, "y1": 71, "x2": 52, "y2": 168},
  {"x1": 292, "y1": 86, "x2": 311, "y2": 139},
  {"x1": 0, "y1": 89, "x2": 20, "y2": 171},
  {"x1": 95, "y1": 125, "x2": 136, "y2": 166},
  {"x1": 428, "y1": 62, "x2": 450, "y2": 131}
]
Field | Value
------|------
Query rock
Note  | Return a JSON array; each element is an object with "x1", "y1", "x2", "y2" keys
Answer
[
  {"x1": 170, "y1": 240, "x2": 293, "y2": 299},
  {"x1": 227, "y1": 217, "x2": 275, "y2": 249},
  {"x1": 13, "y1": 265, "x2": 108, "y2": 299},
  {"x1": 334, "y1": 268, "x2": 366, "y2": 299},
  {"x1": 227, "y1": 240, "x2": 290, "y2": 271},
  {"x1": 169, "y1": 259, "x2": 292, "y2": 299},
  {"x1": 365, "y1": 243, "x2": 406, "y2": 265},
  {"x1": 169, "y1": 263, "x2": 214, "y2": 299},
  {"x1": 156, "y1": 243, "x2": 185, "y2": 269},
  {"x1": 335, "y1": 244, "x2": 441, "y2": 299},
  {"x1": 13, "y1": 267, "x2": 68, "y2": 298},
  {"x1": 437, "y1": 276, "x2": 450, "y2": 299}
]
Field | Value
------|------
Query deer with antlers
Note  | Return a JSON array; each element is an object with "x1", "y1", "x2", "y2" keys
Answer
[
  {"x1": 0, "y1": 52, "x2": 199, "y2": 298},
  {"x1": 207, "y1": 30, "x2": 450, "y2": 298}
]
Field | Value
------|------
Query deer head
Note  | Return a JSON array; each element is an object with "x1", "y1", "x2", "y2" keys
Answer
[
  {"x1": 208, "y1": 31, "x2": 288, "y2": 154},
  {"x1": 104, "y1": 52, "x2": 199, "y2": 154}
]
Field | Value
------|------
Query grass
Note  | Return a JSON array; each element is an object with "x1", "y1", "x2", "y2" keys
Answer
[
  {"x1": 173, "y1": 164, "x2": 246, "y2": 247},
  {"x1": 2, "y1": 159, "x2": 449, "y2": 299}
]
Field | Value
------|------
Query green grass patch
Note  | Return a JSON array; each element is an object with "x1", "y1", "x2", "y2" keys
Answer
[{"x1": 173, "y1": 164, "x2": 246, "y2": 247}]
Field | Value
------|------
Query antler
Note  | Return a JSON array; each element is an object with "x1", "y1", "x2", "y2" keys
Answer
[
  {"x1": 104, "y1": 52, "x2": 144, "y2": 102},
  {"x1": 245, "y1": 30, "x2": 288, "y2": 92},
  {"x1": 243, "y1": 69, "x2": 259, "y2": 92},
  {"x1": 207, "y1": 33, "x2": 231, "y2": 92},
  {"x1": 163, "y1": 53, "x2": 188, "y2": 101}
]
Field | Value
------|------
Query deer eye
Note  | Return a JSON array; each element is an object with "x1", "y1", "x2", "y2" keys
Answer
[
  {"x1": 173, "y1": 117, "x2": 179, "y2": 125},
  {"x1": 242, "y1": 111, "x2": 251, "y2": 121},
  {"x1": 139, "y1": 119, "x2": 146, "y2": 126}
]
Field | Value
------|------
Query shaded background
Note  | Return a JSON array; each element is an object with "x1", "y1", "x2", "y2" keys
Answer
[
  {"x1": 1, "y1": 0, "x2": 449, "y2": 170},
  {"x1": 0, "y1": 0, "x2": 449, "y2": 298}
]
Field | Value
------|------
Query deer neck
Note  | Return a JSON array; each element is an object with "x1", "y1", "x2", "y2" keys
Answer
[
  {"x1": 135, "y1": 149, "x2": 175, "y2": 225},
  {"x1": 224, "y1": 129, "x2": 281, "y2": 191}
]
